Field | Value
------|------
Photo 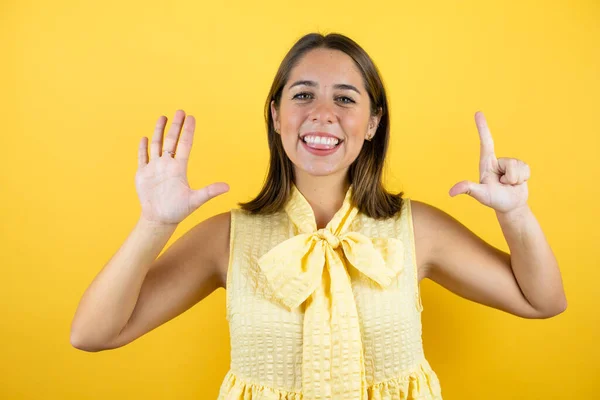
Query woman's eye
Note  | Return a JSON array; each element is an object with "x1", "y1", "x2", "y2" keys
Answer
[
  {"x1": 291, "y1": 93, "x2": 355, "y2": 104},
  {"x1": 337, "y1": 96, "x2": 355, "y2": 104},
  {"x1": 292, "y1": 92, "x2": 313, "y2": 100}
]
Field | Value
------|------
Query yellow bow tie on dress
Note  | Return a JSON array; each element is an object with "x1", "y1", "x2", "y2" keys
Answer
[{"x1": 258, "y1": 184, "x2": 405, "y2": 400}]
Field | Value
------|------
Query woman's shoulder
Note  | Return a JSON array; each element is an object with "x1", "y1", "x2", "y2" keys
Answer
[
  {"x1": 196, "y1": 211, "x2": 231, "y2": 289},
  {"x1": 409, "y1": 198, "x2": 471, "y2": 282},
  {"x1": 404, "y1": 198, "x2": 442, "y2": 282}
]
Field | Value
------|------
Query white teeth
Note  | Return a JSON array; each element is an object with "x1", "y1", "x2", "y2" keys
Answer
[{"x1": 302, "y1": 135, "x2": 340, "y2": 146}]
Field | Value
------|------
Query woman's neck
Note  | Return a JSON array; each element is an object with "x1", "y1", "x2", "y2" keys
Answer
[{"x1": 293, "y1": 171, "x2": 350, "y2": 229}]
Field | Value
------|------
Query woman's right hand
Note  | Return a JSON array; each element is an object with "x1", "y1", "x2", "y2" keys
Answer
[{"x1": 135, "y1": 109, "x2": 230, "y2": 226}]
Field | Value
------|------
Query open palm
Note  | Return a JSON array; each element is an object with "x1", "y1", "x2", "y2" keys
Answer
[{"x1": 135, "y1": 110, "x2": 229, "y2": 225}]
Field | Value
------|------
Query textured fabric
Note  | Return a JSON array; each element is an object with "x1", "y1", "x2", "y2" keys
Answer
[{"x1": 219, "y1": 183, "x2": 443, "y2": 400}]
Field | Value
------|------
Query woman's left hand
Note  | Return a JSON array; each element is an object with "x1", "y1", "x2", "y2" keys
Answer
[{"x1": 449, "y1": 111, "x2": 530, "y2": 214}]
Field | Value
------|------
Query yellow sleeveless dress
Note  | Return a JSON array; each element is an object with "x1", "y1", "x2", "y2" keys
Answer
[{"x1": 218, "y1": 183, "x2": 443, "y2": 399}]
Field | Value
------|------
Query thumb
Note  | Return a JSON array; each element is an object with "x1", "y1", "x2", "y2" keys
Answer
[
  {"x1": 449, "y1": 180, "x2": 488, "y2": 203},
  {"x1": 190, "y1": 182, "x2": 230, "y2": 209}
]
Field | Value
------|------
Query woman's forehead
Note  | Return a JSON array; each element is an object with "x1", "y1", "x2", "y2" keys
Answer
[{"x1": 286, "y1": 49, "x2": 364, "y2": 90}]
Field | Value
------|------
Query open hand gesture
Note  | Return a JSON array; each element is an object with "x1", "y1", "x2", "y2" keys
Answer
[{"x1": 135, "y1": 110, "x2": 229, "y2": 225}]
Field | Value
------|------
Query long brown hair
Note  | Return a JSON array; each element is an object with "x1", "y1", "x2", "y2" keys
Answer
[{"x1": 238, "y1": 32, "x2": 404, "y2": 219}]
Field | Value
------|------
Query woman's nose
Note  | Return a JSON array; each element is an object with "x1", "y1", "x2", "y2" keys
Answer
[{"x1": 310, "y1": 100, "x2": 335, "y2": 124}]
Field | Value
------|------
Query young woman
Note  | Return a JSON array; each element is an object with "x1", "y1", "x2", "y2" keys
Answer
[{"x1": 70, "y1": 33, "x2": 567, "y2": 399}]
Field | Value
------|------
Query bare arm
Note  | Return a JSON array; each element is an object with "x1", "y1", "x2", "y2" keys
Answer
[
  {"x1": 413, "y1": 200, "x2": 566, "y2": 319},
  {"x1": 415, "y1": 112, "x2": 567, "y2": 319},
  {"x1": 71, "y1": 109, "x2": 232, "y2": 351},
  {"x1": 70, "y1": 211, "x2": 230, "y2": 352}
]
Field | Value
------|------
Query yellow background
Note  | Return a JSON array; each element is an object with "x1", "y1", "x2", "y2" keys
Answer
[{"x1": 2, "y1": 0, "x2": 598, "y2": 398}]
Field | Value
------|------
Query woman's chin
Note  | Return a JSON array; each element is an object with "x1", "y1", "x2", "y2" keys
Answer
[{"x1": 294, "y1": 161, "x2": 349, "y2": 177}]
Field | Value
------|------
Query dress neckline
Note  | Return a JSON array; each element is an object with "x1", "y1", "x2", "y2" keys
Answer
[{"x1": 284, "y1": 182, "x2": 357, "y2": 234}]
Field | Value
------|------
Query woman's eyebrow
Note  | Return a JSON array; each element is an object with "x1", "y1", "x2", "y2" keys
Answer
[{"x1": 288, "y1": 80, "x2": 361, "y2": 95}]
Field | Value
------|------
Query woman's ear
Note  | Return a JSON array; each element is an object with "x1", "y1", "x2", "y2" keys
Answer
[
  {"x1": 271, "y1": 100, "x2": 280, "y2": 134},
  {"x1": 367, "y1": 107, "x2": 383, "y2": 139}
]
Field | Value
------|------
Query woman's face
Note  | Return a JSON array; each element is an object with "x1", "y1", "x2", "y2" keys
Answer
[{"x1": 271, "y1": 48, "x2": 381, "y2": 178}]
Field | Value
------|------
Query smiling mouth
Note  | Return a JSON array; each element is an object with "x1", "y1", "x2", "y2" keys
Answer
[{"x1": 299, "y1": 135, "x2": 344, "y2": 150}]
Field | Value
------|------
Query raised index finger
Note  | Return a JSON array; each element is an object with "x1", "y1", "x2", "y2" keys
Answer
[{"x1": 475, "y1": 111, "x2": 496, "y2": 162}]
